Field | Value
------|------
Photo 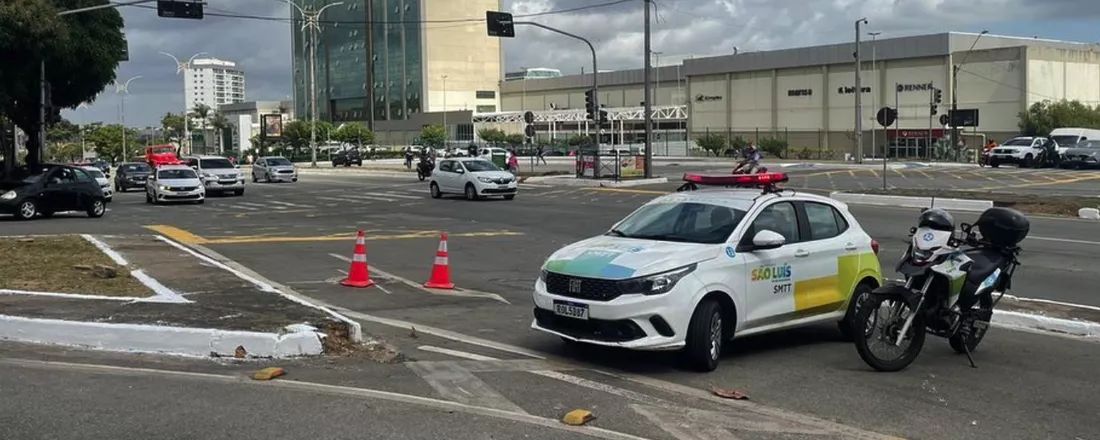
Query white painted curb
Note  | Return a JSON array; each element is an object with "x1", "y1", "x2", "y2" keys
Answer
[
  {"x1": 830, "y1": 191, "x2": 993, "y2": 212},
  {"x1": 523, "y1": 175, "x2": 667, "y2": 187},
  {"x1": 0, "y1": 315, "x2": 325, "y2": 358},
  {"x1": 993, "y1": 310, "x2": 1100, "y2": 339},
  {"x1": 1077, "y1": 207, "x2": 1099, "y2": 220}
]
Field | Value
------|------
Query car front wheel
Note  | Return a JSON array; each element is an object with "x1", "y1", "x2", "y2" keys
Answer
[
  {"x1": 15, "y1": 199, "x2": 38, "y2": 220},
  {"x1": 464, "y1": 184, "x2": 479, "y2": 201},
  {"x1": 682, "y1": 299, "x2": 726, "y2": 372},
  {"x1": 430, "y1": 182, "x2": 442, "y2": 199},
  {"x1": 87, "y1": 198, "x2": 106, "y2": 218}
]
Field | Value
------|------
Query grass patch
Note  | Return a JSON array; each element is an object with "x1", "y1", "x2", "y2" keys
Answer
[
  {"x1": 0, "y1": 236, "x2": 152, "y2": 297},
  {"x1": 861, "y1": 188, "x2": 1097, "y2": 217}
]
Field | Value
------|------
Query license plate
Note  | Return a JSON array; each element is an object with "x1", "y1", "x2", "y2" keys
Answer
[
  {"x1": 553, "y1": 301, "x2": 588, "y2": 320},
  {"x1": 497, "y1": 184, "x2": 510, "y2": 189}
]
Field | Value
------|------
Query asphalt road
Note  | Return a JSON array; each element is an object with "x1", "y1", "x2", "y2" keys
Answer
[{"x1": 2, "y1": 170, "x2": 1099, "y2": 439}]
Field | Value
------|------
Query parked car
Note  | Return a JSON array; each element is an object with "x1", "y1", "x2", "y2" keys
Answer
[
  {"x1": 332, "y1": 148, "x2": 363, "y2": 167},
  {"x1": 0, "y1": 164, "x2": 107, "y2": 220},
  {"x1": 989, "y1": 137, "x2": 1049, "y2": 167},
  {"x1": 115, "y1": 162, "x2": 153, "y2": 192},
  {"x1": 1049, "y1": 127, "x2": 1100, "y2": 155},
  {"x1": 81, "y1": 166, "x2": 113, "y2": 202},
  {"x1": 146, "y1": 165, "x2": 204, "y2": 205},
  {"x1": 182, "y1": 155, "x2": 245, "y2": 196},
  {"x1": 252, "y1": 156, "x2": 299, "y2": 183},
  {"x1": 531, "y1": 173, "x2": 882, "y2": 371},
  {"x1": 1060, "y1": 139, "x2": 1100, "y2": 169},
  {"x1": 429, "y1": 158, "x2": 517, "y2": 201}
]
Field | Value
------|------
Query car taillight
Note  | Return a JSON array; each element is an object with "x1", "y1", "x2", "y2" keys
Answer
[{"x1": 871, "y1": 239, "x2": 880, "y2": 255}]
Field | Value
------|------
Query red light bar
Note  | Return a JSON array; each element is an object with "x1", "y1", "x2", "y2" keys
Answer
[{"x1": 682, "y1": 172, "x2": 789, "y2": 186}]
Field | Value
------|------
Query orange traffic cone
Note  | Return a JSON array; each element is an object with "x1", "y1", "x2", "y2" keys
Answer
[
  {"x1": 341, "y1": 230, "x2": 375, "y2": 288},
  {"x1": 424, "y1": 232, "x2": 455, "y2": 289}
]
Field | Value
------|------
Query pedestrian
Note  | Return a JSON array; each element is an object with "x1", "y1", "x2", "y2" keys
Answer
[
  {"x1": 536, "y1": 144, "x2": 548, "y2": 165},
  {"x1": 507, "y1": 148, "x2": 520, "y2": 175},
  {"x1": 467, "y1": 143, "x2": 478, "y2": 158}
]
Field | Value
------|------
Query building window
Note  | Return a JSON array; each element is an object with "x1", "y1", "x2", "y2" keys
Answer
[
  {"x1": 476, "y1": 90, "x2": 496, "y2": 99},
  {"x1": 476, "y1": 105, "x2": 496, "y2": 113}
]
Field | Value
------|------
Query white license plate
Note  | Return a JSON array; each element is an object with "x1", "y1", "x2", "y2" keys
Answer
[
  {"x1": 497, "y1": 184, "x2": 510, "y2": 189},
  {"x1": 553, "y1": 301, "x2": 589, "y2": 320}
]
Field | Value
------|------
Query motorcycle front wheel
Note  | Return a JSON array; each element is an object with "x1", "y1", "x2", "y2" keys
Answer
[
  {"x1": 854, "y1": 294, "x2": 926, "y2": 372},
  {"x1": 417, "y1": 170, "x2": 426, "y2": 181}
]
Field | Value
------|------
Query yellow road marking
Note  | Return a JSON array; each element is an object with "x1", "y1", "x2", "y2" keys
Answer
[
  {"x1": 866, "y1": 168, "x2": 879, "y2": 178},
  {"x1": 847, "y1": 170, "x2": 856, "y2": 178},
  {"x1": 583, "y1": 187, "x2": 666, "y2": 195},
  {"x1": 145, "y1": 225, "x2": 523, "y2": 245},
  {"x1": 917, "y1": 170, "x2": 933, "y2": 179},
  {"x1": 974, "y1": 173, "x2": 1100, "y2": 191}
]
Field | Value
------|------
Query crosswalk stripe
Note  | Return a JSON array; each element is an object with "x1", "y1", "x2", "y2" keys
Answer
[
  {"x1": 378, "y1": 192, "x2": 422, "y2": 200},
  {"x1": 269, "y1": 201, "x2": 315, "y2": 208},
  {"x1": 344, "y1": 194, "x2": 401, "y2": 202}
]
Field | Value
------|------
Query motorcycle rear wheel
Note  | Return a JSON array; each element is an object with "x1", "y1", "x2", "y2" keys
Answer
[
  {"x1": 854, "y1": 294, "x2": 926, "y2": 372},
  {"x1": 949, "y1": 294, "x2": 993, "y2": 354}
]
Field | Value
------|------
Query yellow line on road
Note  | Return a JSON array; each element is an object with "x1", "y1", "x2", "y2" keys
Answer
[
  {"x1": 847, "y1": 170, "x2": 856, "y2": 178},
  {"x1": 584, "y1": 187, "x2": 667, "y2": 195},
  {"x1": 974, "y1": 173, "x2": 1100, "y2": 191},
  {"x1": 145, "y1": 225, "x2": 523, "y2": 245},
  {"x1": 866, "y1": 168, "x2": 879, "y2": 178},
  {"x1": 917, "y1": 170, "x2": 933, "y2": 179}
]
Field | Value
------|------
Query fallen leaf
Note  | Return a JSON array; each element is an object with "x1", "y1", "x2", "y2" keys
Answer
[
  {"x1": 562, "y1": 409, "x2": 595, "y2": 426},
  {"x1": 252, "y1": 367, "x2": 285, "y2": 381},
  {"x1": 712, "y1": 387, "x2": 749, "y2": 400}
]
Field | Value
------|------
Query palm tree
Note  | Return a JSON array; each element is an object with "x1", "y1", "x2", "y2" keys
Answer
[
  {"x1": 209, "y1": 111, "x2": 230, "y2": 155},
  {"x1": 190, "y1": 103, "x2": 212, "y2": 153}
]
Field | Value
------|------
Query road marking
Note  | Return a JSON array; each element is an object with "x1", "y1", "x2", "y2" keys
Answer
[
  {"x1": 0, "y1": 357, "x2": 646, "y2": 440},
  {"x1": 406, "y1": 361, "x2": 529, "y2": 413},
  {"x1": 584, "y1": 187, "x2": 665, "y2": 195},
  {"x1": 975, "y1": 173, "x2": 1100, "y2": 191},
  {"x1": 342, "y1": 312, "x2": 546, "y2": 359},
  {"x1": 269, "y1": 201, "x2": 314, "y2": 208},
  {"x1": 327, "y1": 254, "x2": 508, "y2": 303},
  {"x1": 145, "y1": 225, "x2": 206, "y2": 245},
  {"x1": 344, "y1": 194, "x2": 401, "y2": 202},
  {"x1": 378, "y1": 192, "x2": 422, "y2": 200},
  {"x1": 1028, "y1": 235, "x2": 1100, "y2": 246},
  {"x1": 80, "y1": 234, "x2": 129, "y2": 266},
  {"x1": 144, "y1": 225, "x2": 523, "y2": 245},
  {"x1": 230, "y1": 204, "x2": 259, "y2": 211}
]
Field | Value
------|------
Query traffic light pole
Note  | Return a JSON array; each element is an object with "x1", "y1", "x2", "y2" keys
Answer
[{"x1": 515, "y1": 22, "x2": 599, "y2": 147}]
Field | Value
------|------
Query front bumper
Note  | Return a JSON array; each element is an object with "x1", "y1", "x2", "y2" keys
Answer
[
  {"x1": 530, "y1": 276, "x2": 701, "y2": 350},
  {"x1": 157, "y1": 189, "x2": 204, "y2": 202},
  {"x1": 268, "y1": 172, "x2": 298, "y2": 182},
  {"x1": 119, "y1": 178, "x2": 148, "y2": 189},
  {"x1": 474, "y1": 181, "x2": 518, "y2": 195},
  {"x1": 990, "y1": 154, "x2": 1025, "y2": 163},
  {"x1": 203, "y1": 178, "x2": 245, "y2": 190}
]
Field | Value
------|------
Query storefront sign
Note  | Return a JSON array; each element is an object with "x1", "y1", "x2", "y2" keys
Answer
[
  {"x1": 787, "y1": 89, "x2": 813, "y2": 97},
  {"x1": 837, "y1": 86, "x2": 871, "y2": 94},
  {"x1": 620, "y1": 155, "x2": 646, "y2": 177},
  {"x1": 896, "y1": 82, "x2": 934, "y2": 93},
  {"x1": 694, "y1": 94, "x2": 722, "y2": 102}
]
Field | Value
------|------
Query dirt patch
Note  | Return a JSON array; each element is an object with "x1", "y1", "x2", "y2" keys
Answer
[
  {"x1": 861, "y1": 188, "x2": 1098, "y2": 217},
  {"x1": 0, "y1": 236, "x2": 152, "y2": 297}
]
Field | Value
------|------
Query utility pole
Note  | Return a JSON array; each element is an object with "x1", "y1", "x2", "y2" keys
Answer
[
  {"x1": 114, "y1": 75, "x2": 141, "y2": 161},
  {"x1": 284, "y1": 0, "x2": 345, "y2": 168},
  {"x1": 643, "y1": 0, "x2": 653, "y2": 177},
  {"x1": 161, "y1": 52, "x2": 207, "y2": 154},
  {"x1": 442, "y1": 74, "x2": 448, "y2": 146},
  {"x1": 868, "y1": 31, "x2": 880, "y2": 160},
  {"x1": 854, "y1": 17, "x2": 868, "y2": 164},
  {"x1": 952, "y1": 30, "x2": 988, "y2": 155}
]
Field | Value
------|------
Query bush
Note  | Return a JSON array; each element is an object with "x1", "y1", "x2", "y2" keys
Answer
[
  {"x1": 758, "y1": 137, "x2": 788, "y2": 159},
  {"x1": 695, "y1": 133, "x2": 728, "y2": 157}
]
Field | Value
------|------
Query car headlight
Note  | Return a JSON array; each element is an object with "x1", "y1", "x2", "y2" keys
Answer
[
  {"x1": 477, "y1": 177, "x2": 495, "y2": 183},
  {"x1": 160, "y1": 185, "x2": 171, "y2": 191},
  {"x1": 1, "y1": 190, "x2": 16, "y2": 200},
  {"x1": 539, "y1": 268, "x2": 548, "y2": 283},
  {"x1": 618, "y1": 264, "x2": 697, "y2": 295},
  {"x1": 203, "y1": 173, "x2": 217, "y2": 179}
]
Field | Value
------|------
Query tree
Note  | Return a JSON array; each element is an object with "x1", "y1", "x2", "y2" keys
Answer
[
  {"x1": 209, "y1": 111, "x2": 230, "y2": 154},
  {"x1": 420, "y1": 124, "x2": 446, "y2": 148},
  {"x1": 282, "y1": 120, "x2": 333, "y2": 156},
  {"x1": 566, "y1": 134, "x2": 592, "y2": 147},
  {"x1": 46, "y1": 141, "x2": 82, "y2": 162},
  {"x1": 333, "y1": 123, "x2": 374, "y2": 147},
  {"x1": 695, "y1": 133, "x2": 728, "y2": 156},
  {"x1": 0, "y1": 0, "x2": 127, "y2": 168},
  {"x1": 477, "y1": 127, "x2": 506, "y2": 145},
  {"x1": 160, "y1": 112, "x2": 185, "y2": 144},
  {"x1": 86, "y1": 124, "x2": 137, "y2": 163},
  {"x1": 1018, "y1": 100, "x2": 1100, "y2": 137},
  {"x1": 503, "y1": 133, "x2": 525, "y2": 146},
  {"x1": 190, "y1": 103, "x2": 212, "y2": 152},
  {"x1": 758, "y1": 137, "x2": 788, "y2": 159}
]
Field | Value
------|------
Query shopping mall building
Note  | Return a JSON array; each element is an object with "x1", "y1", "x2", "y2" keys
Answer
[{"x1": 496, "y1": 32, "x2": 1100, "y2": 158}]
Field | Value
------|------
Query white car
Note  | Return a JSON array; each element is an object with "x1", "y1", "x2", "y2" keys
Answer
[
  {"x1": 531, "y1": 173, "x2": 883, "y2": 371},
  {"x1": 81, "y1": 166, "x2": 112, "y2": 202},
  {"x1": 146, "y1": 165, "x2": 205, "y2": 205},
  {"x1": 989, "y1": 137, "x2": 1048, "y2": 167},
  {"x1": 251, "y1": 156, "x2": 298, "y2": 183},
  {"x1": 429, "y1": 158, "x2": 518, "y2": 200},
  {"x1": 183, "y1": 155, "x2": 245, "y2": 196}
]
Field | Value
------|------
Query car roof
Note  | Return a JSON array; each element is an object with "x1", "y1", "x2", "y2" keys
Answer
[
  {"x1": 80, "y1": 166, "x2": 103, "y2": 172},
  {"x1": 186, "y1": 155, "x2": 230, "y2": 159},
  {"x1": 259, "y1": 156, "x2": 290, "y2": 160},
  {"x1": 647, "y1": 188, "x2": 847, "y2": 211},
  {"x1": 156, "y1": 165, "x2": 194, "y2": 171}
]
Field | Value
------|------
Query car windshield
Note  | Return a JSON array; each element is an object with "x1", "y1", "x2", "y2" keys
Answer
[
  {"x1": 1051, "y1": 135, "x2": 1080, "y2": 147},
  {"x1": 267, "y1": 158, "x2": 293, "y2": 166},
  {"x1": 610, "y1": 202, "x2": 748, "y2": 244},
  {"x1": 1002, "y1": 138, "x2": 1032, "y2": 146},
  {"x1": 121, "y1": 163, "x2": 151, "y2": 173},
  {"x1": 158, "y1": 169, "x2": 197, "y2": 179},
  {"x1": 200, "y1": 158, "x2": 234, "y2": 169},
  {"x1": 84, "y1": 169, "x2": 104, "y2": 179},
  {"x1": 463, "y1": 160, "x2": 499, "y2": 172}
]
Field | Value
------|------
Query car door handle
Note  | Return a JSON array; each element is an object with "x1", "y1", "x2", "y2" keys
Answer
[
  {"x1": 794, "y1": 249, "x2": 810, "y2": 258},
  {"x1": 844, "y1": 242, "x2": 858, "y2": 251}
]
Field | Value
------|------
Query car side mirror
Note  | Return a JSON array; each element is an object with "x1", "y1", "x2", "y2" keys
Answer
[
  {"x1": 49, "y1": 177, "x2": 62, "y2": 185},
  {"x1": 190, "y1": 165, "x2": 198, "y2": 170},
  {"x1": 748, "y1": 230, "x2": 786, "y2": 251},
  {"x1": 234, "y1": 165, "x2": 241, "y2": 169},
  {"x1": 456, "y1": 168, "x2": 465, "y2": 174}
]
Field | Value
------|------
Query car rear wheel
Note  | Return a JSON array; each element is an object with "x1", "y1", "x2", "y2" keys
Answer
[
  {"x1": 87, "y1": 198, "x2": 106, "y2": 218},
  {"x1": 15, "y1": 200, "x2": 38, "y2": 220},
  {"x1": 504, "y1": 194, "x2": 516, "y2": 200},
  {"x1": 430, "y1": 182, "x2": 442, "y2": 199},
  {"x1": 234, "y1": 189, "x2": 244, "y2": 196},
  {"x1": 465, "y1": 184, "x2": 479, "y2": 201},
  {"x1": 252, "y1": 173, "x2": 258, "y2": 183},
  {"x1": 682, "y1": 299, "x2": 725, "y2": 372},
  {"x1": 1022, "y1": 154, "x2": 1033, "y2": 168}
]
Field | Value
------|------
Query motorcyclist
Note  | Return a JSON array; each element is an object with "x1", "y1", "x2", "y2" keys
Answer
[
  {"x1": 404, "y1": 147, "x2": 414, "y2": 169},
  {"x1": 733, "y1": 143, "x2": 762, "y2": 174}
]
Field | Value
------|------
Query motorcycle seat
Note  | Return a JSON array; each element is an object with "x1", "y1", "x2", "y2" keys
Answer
[{"x1": 961, "y1": 247, "x2": 1008, "y2": 297}]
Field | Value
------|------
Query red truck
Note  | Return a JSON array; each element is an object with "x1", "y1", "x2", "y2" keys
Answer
[{"x1": 145, "y1": 145, "x2": 183, "y2": 167}]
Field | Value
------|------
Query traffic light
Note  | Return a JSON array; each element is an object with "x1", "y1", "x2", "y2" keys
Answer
[
  {"x1": 584, "y1": 88, "x2": 596, "y2": 120},
  {"x1": 599, "y1": 109, "x2": 609, "y2": 124},
  {"x1": 157, "y1": 1, "x2": 204, "y2": 19},
  {"x1": 934, "y1": 88, "x2": 943, "y2": 104}
]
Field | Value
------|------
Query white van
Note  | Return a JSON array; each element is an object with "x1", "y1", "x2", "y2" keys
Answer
[{"x1": 1049, "y1": 128, "x2": 1100, "y2": 155}]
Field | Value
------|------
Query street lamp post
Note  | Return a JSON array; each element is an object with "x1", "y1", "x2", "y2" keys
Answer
[
  {"x1": 441, "y1": 74, "x2": 448, "y2": 146},
  {"x1": 161, "y1": 52, "x2": 207, "y2": 154},
  {"x1": 854, "y1": 17, "x2": 868, "y2": 164},
  {"x1": 952, "y1": 30, "x2": 989, "y2": 155},
  {"x1": 652, "y1": 51, "x2": 662, "y2": 108},
  {"x1": 284, "y1": 0, "x2": 345, "y2": 168},
  {"x1": 867, "y1": 32, "x2": 880, "y2": 161},
  {"x1": 114, "y1": 75, "x2": 141, "y2": 160}
]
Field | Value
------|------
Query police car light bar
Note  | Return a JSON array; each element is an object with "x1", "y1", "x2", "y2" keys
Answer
[{"x1": 681, "y1": 172, "x2": 789, "y2": 187}]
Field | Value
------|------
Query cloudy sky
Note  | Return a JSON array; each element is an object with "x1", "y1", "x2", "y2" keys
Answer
[{"x1": 64, "y1": 0, "x2": 1100, "y2": 127}]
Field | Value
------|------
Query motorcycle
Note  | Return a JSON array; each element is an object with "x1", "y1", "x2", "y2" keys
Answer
[
  {"x1": 978, "y1": 148, "x2": 992, "y2": 167},
  {"x1": 732, "y1": 149, "x2": 767, "y2": 174},
  {"x1": 416, "y1": 158, "x2": 434, "y2": 181},
  {"x1": 852, "y1": 207, "x2": 1028, "y2": 372}
]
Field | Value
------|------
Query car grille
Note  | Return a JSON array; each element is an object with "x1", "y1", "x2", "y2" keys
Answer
[
  {"x1": 544, "y1": 271, "x2": 624, "y2": 301},
  {"x1": 534, "y1": 308, "x2": 646, "y2": 342},
  {"x1": 992, "y1": 148, "x2": 1012, "y2": 154},
  {"x1": 168, "y1": 186, "x2": 197, "y2": 192},
  {"x1": 277, "y1": 169, "x2": 295, "y2": 174}
]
